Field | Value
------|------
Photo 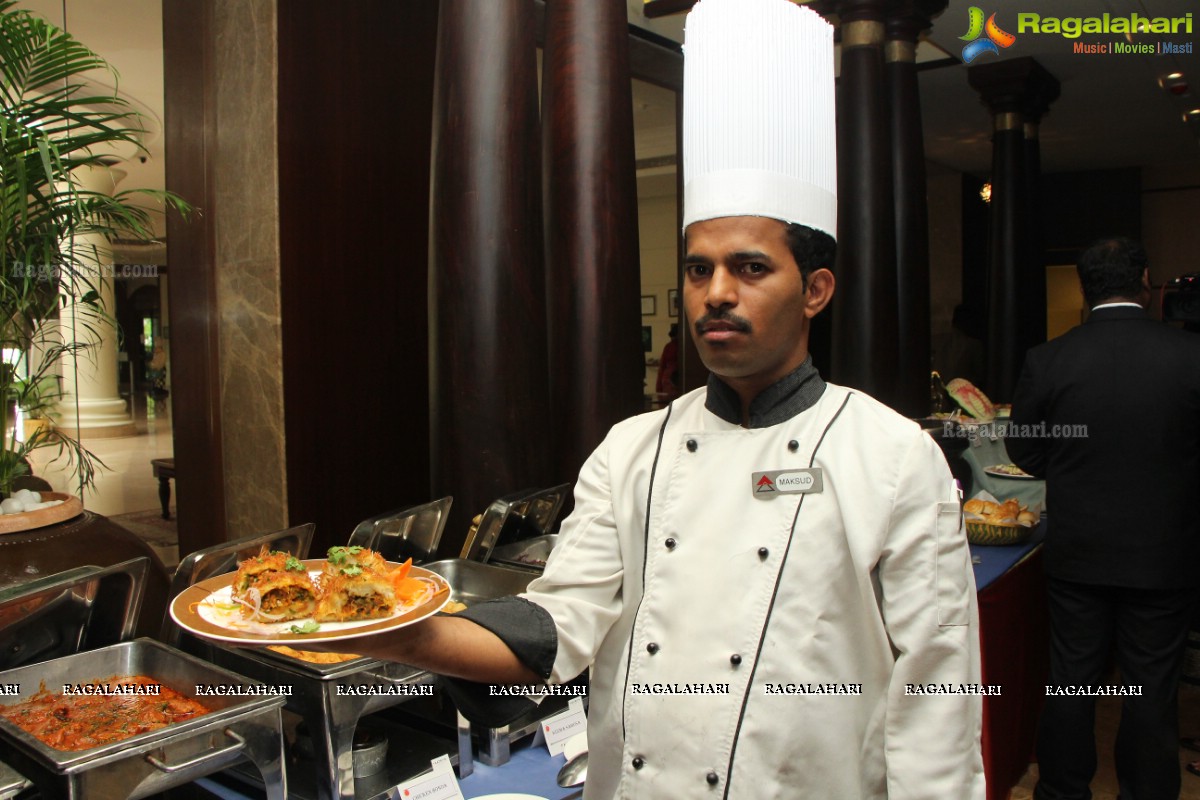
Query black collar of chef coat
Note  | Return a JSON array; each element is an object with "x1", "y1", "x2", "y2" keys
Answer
[{"x1": 704, "y1": 356, "x2": 826, "y2": 428}]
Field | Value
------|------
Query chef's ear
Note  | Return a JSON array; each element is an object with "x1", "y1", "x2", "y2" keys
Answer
[{"x1": 804, "y1": 268, "x2": 834, "y2": 318}]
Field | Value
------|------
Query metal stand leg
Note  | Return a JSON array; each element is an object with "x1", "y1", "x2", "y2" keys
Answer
[
  {"x1": 455, "y1": 710, "x2": 474, "y2": 778},
  {"x1": 477, "y1": 725, "x2": 511, "y2": 767}
]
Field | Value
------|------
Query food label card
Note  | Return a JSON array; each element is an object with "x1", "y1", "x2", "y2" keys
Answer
[
  {"x1": 390, "y1": 755, "x2": 464, "y2": 800},
  {"x1": 543, "y1": 697, "x2": 587, "y2": 756}
]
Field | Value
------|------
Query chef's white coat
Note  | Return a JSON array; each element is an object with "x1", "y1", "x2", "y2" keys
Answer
[{"x1": 523, "y1": 381, "x2": 985, "y2": 799}]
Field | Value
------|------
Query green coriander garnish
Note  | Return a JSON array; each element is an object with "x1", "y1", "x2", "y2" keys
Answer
[{"x1": 288, "y1": 620, "x2": 320, "y2": 634}]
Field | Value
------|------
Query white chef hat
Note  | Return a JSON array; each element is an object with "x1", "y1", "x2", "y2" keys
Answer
[{"x1": 682, "y1": 0, "x2": 837, "y2": 239}]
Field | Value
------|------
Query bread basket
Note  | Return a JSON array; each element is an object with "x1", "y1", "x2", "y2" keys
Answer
[
  {"x1": 966, "y1": 520, "x2": 1033, "y2": 546},
  {"x1": 964, "y1": 490, "x2": 1039, "y2": 546}
]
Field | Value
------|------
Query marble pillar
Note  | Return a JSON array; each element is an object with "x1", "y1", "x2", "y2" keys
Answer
[
  {"x1": 212, "y1": 0, "x2": 288, "y2": 536},
  {"x1": 56, "y1": 165, "x2": 136, "y2": 439}
]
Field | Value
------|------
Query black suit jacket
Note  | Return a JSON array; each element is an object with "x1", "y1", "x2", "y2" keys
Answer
[{"x1": 1007, "y1": 306, "x2": 1200, "y2": 589}]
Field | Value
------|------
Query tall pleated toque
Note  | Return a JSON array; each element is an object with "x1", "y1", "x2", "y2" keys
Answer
[{"x1": 682, "y1": 0, "x2": 838, "y2": 238}]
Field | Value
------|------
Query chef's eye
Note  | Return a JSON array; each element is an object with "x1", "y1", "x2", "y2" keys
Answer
[
  {"x1": 739, "y1": 262, "x2": 768, "y2": 275},
  {"x1": 685, "y1": 263, "x2": 712, "y2": 278}
]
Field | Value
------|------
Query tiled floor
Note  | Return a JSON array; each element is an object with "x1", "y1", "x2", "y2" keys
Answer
[{"x1": 27, "y1": 393, "x2": 173, "y2": 517}]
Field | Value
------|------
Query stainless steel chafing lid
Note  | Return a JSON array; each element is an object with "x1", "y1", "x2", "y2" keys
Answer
[
  {"x1": 460, "y1": 484, "x2": 570, "y2": 564},
  {"x1": 0, "y1": 559, "x2": 148, "y2": 671},
  {"x1": 347, "y1": 496, "x2": 453, "y2": 565}
]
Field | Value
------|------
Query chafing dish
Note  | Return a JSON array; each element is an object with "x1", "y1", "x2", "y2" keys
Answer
[
  {"x1": 460, "y1": 484, "x2": 569, "y2": 563},
  {"x1": 210, "y1": 642, "x2": 452, "y2": 800},
  {"x1": 163, "y1": 520, "x2": 455, "y2": 800},
  {"x1": 390, "y1": 559, "x2": 556, "y2": 767},
  {"x1": 0, "y1": 559, "x2": 150, "y2": 797},
  {"x1": 489, "y1": 534, "x2": 559, "y2": 572},
  {"x1": 193, "y1": 555, "x2": 539, "y2": 798},
  {"x1": 423, "y1": 558, "x2": 537, "y2": 600},
  {"x1": 0, "y1": 759, "x2": 30, "y2": 800},
  {"x1": 0, "y1": 638, "x2": 286, "y2": 799},
  {"x1": 346, "y1": 496, "x2": 452, "y2": 564},
  {"x1": 0, "y1": 558, "x2": 147, "y2": 670}
]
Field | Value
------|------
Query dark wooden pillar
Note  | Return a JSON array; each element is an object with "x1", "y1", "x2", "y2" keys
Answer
[
  {"x1": 543, "y1": 0, "x2": 643, "y2": 478},
  {"x1": 163, "y1": 0, "x2": 227, "y2": 553},
  {"x1": 885, "y1": 0, "x2": 946, "y2": 417},
  {"x1": 429, "y1": 0, "x2": 550, "y2": 547},
  {"x1": 278, "y1": 1, "x2": 439, "y2": 555},
  {"x1": 830, "y1": 0, "x2": 899, "y2": 405},
  {"x1": 968, "y1": 58, "x2": 1058, "y2": 401},
  {"x1": 1020, "y1": 82, "x2": 1057, "y2": 352}
]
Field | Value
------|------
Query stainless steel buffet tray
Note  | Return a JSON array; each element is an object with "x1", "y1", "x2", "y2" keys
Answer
[
  {"x1": 0, "y1": 638, "x2": 286, "y2": 799},
  {"x1": 210, "y1": 641, "x2": 439, "y2": 800},
  {"x1": 0, "y1": 759, "x2": 29, "y2": 800},
  {"x1": 422, "y1": 557, "x2": 537, "y2": 601},
  {"x1": 388, "y1": 559, "x2": 544, "y2": 767},
  {"x1": 206, "y1": 558, "x2": 534, "y2": 800}
]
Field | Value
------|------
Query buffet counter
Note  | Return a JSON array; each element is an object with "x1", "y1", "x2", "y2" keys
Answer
[
  {"x1": 197, "y1": 742, "x2": 583, "y2": 800},
  {"x1": 0, "y1": 480, "x2": 1050, "y2": 800},
  {"x1": 973, "y1": 522, "x2": 1048, "y2": 800}
]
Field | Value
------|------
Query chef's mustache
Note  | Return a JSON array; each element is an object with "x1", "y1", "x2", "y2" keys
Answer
[{"x1": 694, "y1": 309, "x2": 753, "y2": 335}]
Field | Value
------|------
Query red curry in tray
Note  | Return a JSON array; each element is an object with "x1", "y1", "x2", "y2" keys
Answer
[{"x1": 0, "y1": 676, "x2": 210, "y2": 751}]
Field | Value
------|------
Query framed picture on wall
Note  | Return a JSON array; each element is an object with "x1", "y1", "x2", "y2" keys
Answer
[
  {"x1": 668, "y1": 288, "x2": 679, "y2": 318},
  {"x1": 642, "y1": 325, "x2": 653, "y2": 352},
  {"x1": 641, "y1": 295, "x2": 656, "y2": 316}
]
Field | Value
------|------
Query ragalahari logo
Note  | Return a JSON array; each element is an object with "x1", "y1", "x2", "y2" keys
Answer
[{"x1": 960, "y1": 7, "x2": 1017, "y2": 63}]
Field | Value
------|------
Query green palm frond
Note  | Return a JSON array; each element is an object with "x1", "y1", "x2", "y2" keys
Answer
[{"x1": 0, "y1": 0, "x2": 191, "y2": 497}]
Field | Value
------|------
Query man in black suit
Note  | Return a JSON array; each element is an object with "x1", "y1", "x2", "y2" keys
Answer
[{"x1": 1008, "y1": 237, "x2": 1200, "y2": 800}]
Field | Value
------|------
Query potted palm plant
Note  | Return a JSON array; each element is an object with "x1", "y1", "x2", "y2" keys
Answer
[{"x1": 0, "y1": 0, "x2": 188, "y2": 511}]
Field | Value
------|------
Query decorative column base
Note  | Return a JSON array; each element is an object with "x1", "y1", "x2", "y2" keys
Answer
[{"x1": 54, "y1": 396, "x2": 137, "y2": 439}]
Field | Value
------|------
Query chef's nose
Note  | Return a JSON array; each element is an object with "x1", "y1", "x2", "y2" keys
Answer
[{"x1": 706, "y1": 265, "x2": 738, "y2": 308}]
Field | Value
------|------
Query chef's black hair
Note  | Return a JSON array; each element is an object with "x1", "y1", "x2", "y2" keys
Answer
[
  {"x1": 785, "y1": 223, "x2": 836, "y2": 283},
  {"x1": 1076, "y1": 236, "x2": 1146, "y2": 308}
]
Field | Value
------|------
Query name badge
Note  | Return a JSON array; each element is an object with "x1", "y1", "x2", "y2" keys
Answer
[{"x1": 752, "y1": 468, "x2": 824, "y2": 496}]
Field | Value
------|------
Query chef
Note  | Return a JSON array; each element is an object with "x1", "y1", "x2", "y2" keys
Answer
[{"x1": 338, "y1": 0, "x2": 985, "y2": 796}]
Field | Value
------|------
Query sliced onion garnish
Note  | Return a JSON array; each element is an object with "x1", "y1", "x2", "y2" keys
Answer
[{"x1": 234, "y1": 587, "x2": 289, "y2": 621}]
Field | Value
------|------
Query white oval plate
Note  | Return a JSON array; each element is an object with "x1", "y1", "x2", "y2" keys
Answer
[{"x1": 563, "y1": 731, "x2": 588, "y2": 761}]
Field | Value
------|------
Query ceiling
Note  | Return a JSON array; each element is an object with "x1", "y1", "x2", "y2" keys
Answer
[
  {"x1": 15, "y1": 0, "x2": 1199, "y2": 205},
  {"x1": 631, "y1": 0, "x2": 1200, "y2": 178},
  {"x1": 921, "y1": 0, "x2": 1200, "y2": 174}
]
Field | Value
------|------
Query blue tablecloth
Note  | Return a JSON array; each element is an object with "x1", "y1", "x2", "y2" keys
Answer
[
  {"x1": 196, "y1": 744, "x2": 579, "y2": 800},
  {"x1": 971, "y1": 520, "x2": 1045, "y2": 592},
  {"x1": 460, "y1": 743, "x2": 578, "y2": 799}
]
